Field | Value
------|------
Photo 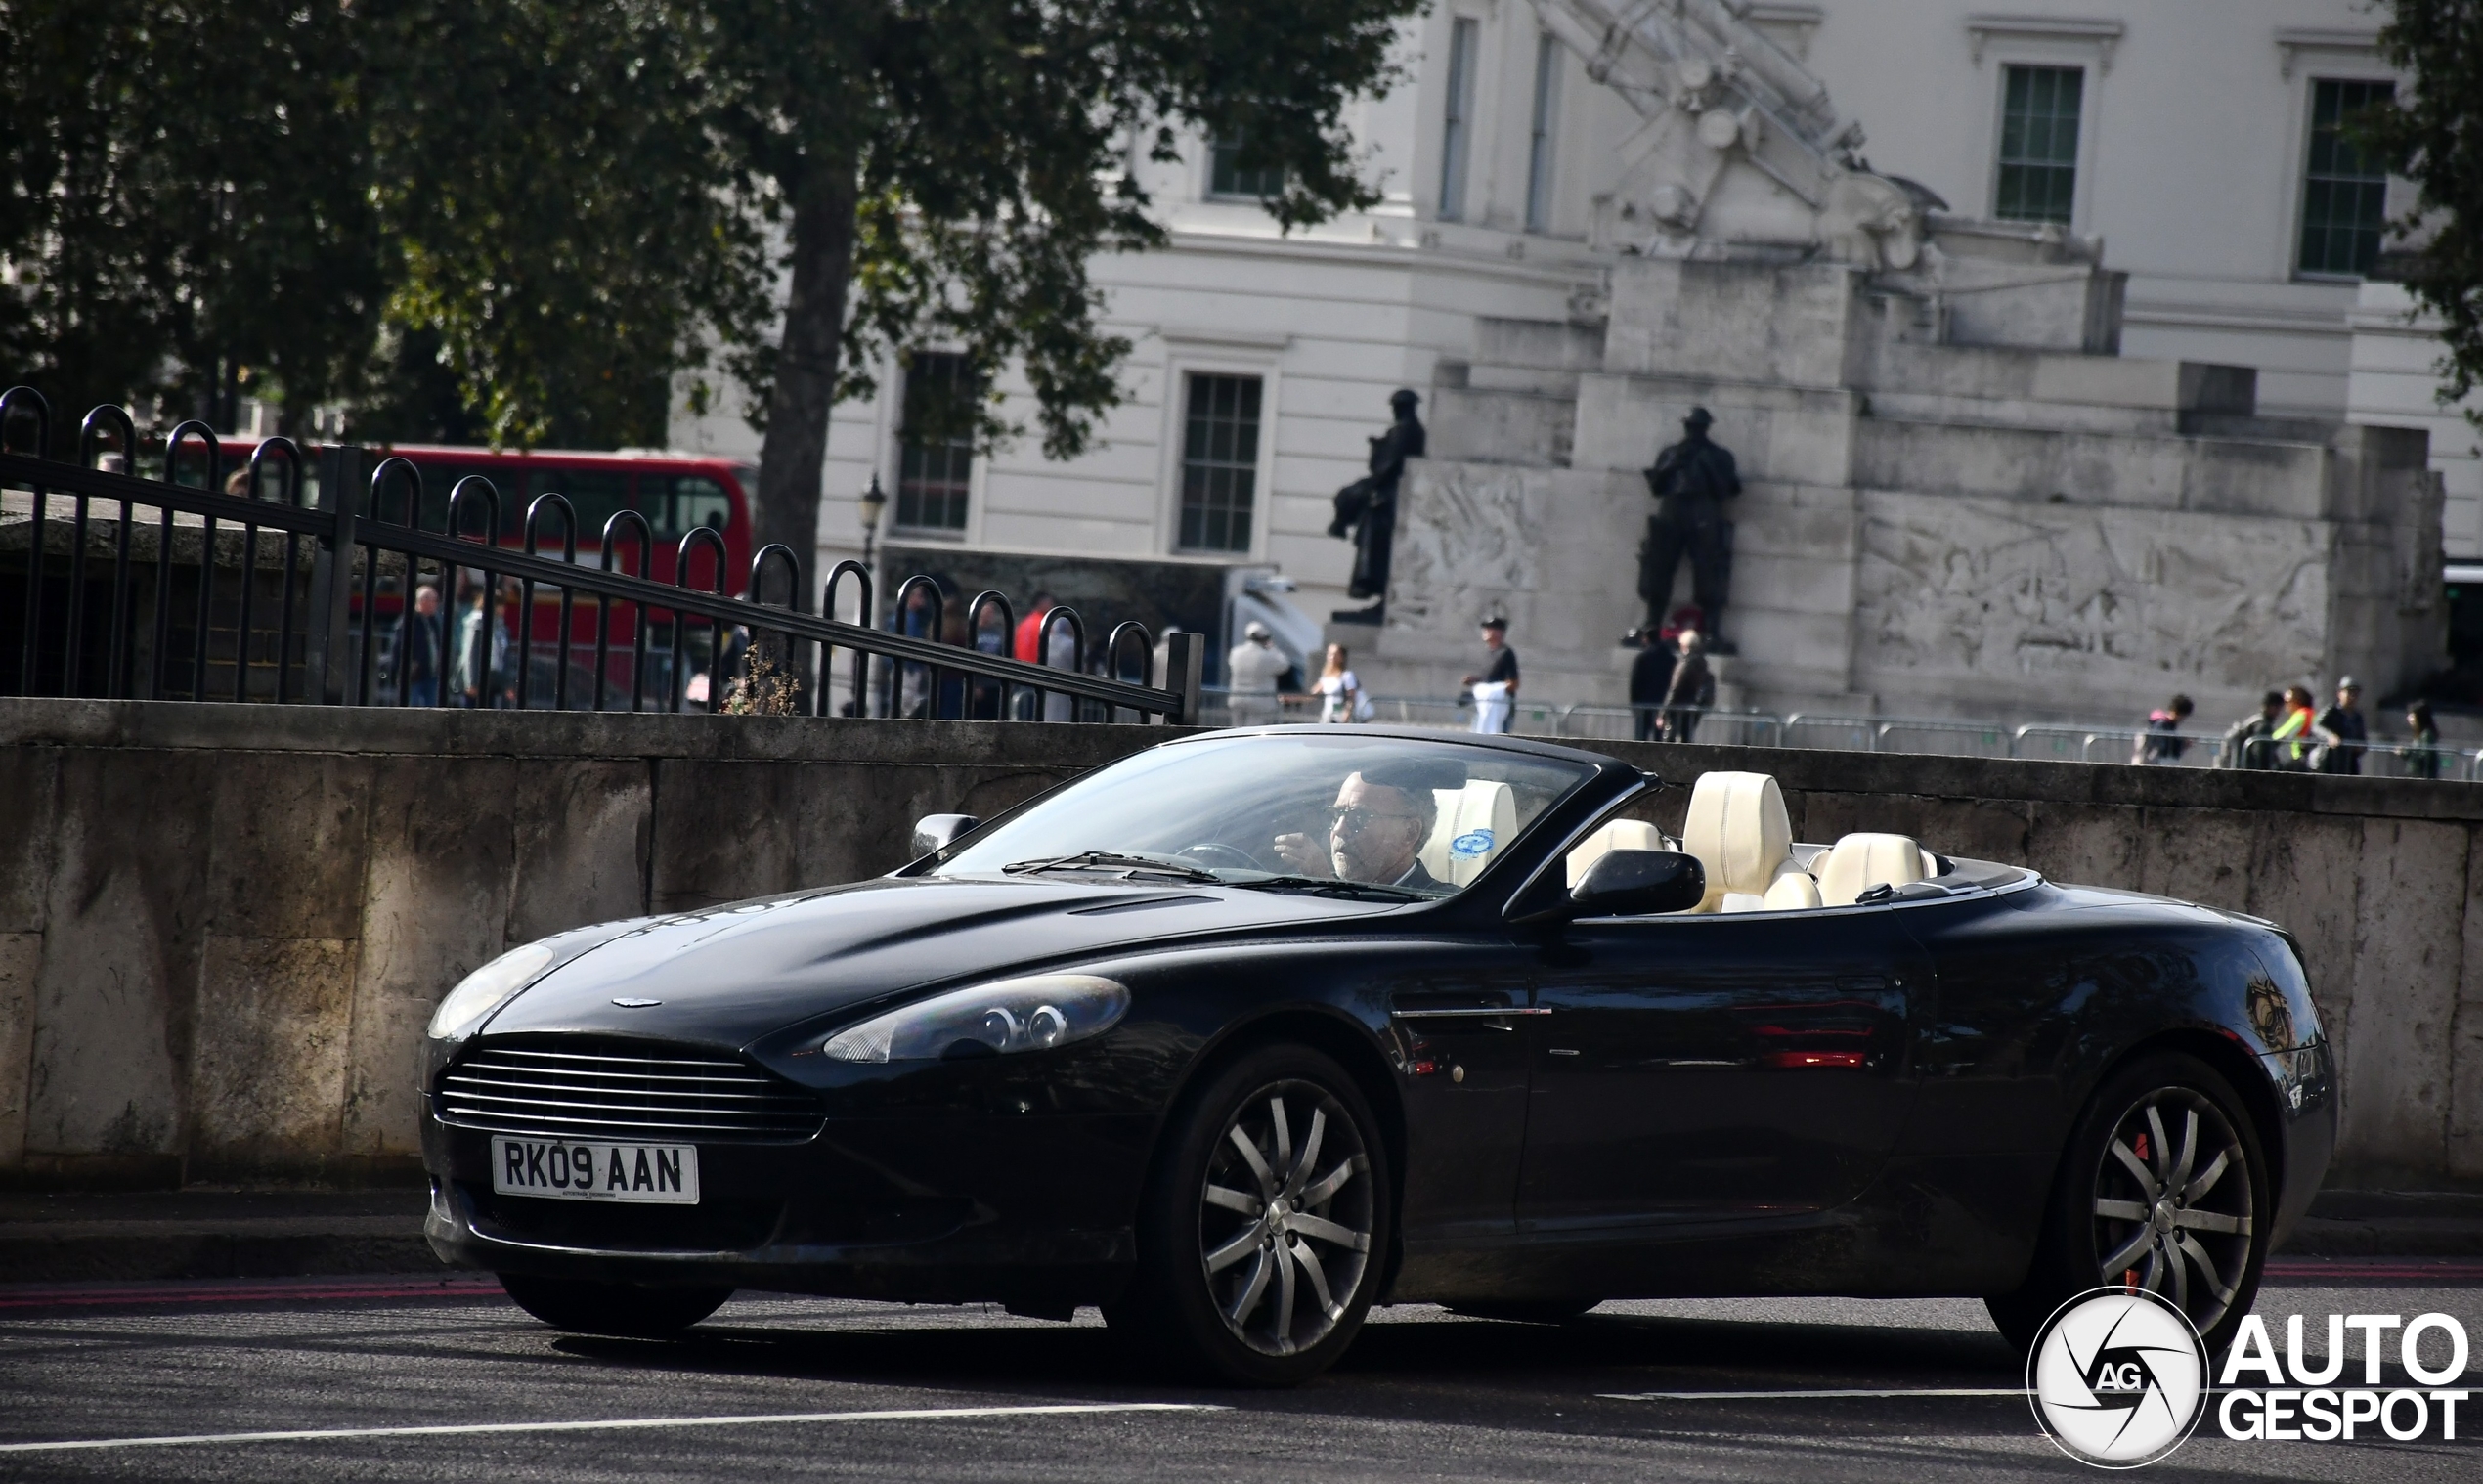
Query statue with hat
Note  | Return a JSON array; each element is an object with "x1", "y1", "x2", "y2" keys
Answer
[
  {"x1": 1328, "y1": 389, "x2": 1425, "y2": 624},
  {"x1": 1638, "y1": 406, "x2": 1741, "y2": 639}
]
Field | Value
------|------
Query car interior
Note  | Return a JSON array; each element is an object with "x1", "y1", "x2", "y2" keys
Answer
[{"x1": 1553, "y1": 770, "x2": 1964, "y2": 914}]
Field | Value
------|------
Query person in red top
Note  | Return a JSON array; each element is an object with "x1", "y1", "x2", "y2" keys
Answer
[{"x1": 1013, "y1": 591, "x2": 1057, "y2": 662}]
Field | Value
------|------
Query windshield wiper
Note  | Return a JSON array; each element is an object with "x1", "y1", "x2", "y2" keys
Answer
[
  {"x1": 1001, "y1": 851, "x2": 1221, "y2": 882},
  {"x1": 1230, "y1": 875, "x2": 1428, "y2": 902}
]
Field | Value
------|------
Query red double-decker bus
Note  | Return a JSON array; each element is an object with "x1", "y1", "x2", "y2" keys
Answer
[
  {"x1": 345, "y1": 446, "x2": 760, "y2": 707},
  {"x1": 362, "y1": 445, "x2": 756, "y2": 587}
]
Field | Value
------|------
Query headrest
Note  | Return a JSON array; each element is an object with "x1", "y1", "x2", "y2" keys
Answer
[
  {"x1": 1815, "y1": 832, "x2": 1928, "y2": 906},
  {"x1": 1679, "y1": 772, "x2": 1794, "y2": 909},
  {"x1": 1564, "y1": 818, "x2": 1667, "y2": 889},
  {"x1": 1421, "y1": 780, "x2": 1517, "y2": 887}
]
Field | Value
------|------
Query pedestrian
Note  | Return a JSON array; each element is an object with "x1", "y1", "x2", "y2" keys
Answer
[
  {"x1": 1226, "y1": 621, "x2": 1288, "y2": 726},
  {"x1": 400, "y1": 583, "x2": 443, "y2": 708},
  {"x1": 1314, "y1": 643, "x2": 1366, "y2": 723},
  {"x1": 2407, "y1": 699, "x2": 2445, "y2": 781},
  {"x1": 1462, "y1": 615, "x2": 1519, "y2": 734},
  {"x1": 2131, "y1": 694, "x2": 2195, "y2": 764},
  {"x1": 1659, "y1": 629, "x2": 1715, "y2": 742},
  {"x1": 455, "y1": 578, "x2": 514, "y2": 708},
  {"x1": 2314, "y1": 677, "x2": 2367, "y2": 775},
  {"x1": 1628, "y1": 627, "x2": 1675, "y2": 742},
  {"x1": 2268, "y1": 684, "x2": 2319, "y2": 769},
  {"x1": 2219, "y1": 690, "x2": 2286, "y2": 769}
]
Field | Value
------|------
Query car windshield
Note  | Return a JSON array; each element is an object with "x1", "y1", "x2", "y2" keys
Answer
[{"x1": 934, "y1": 734, "x2": 1598, "y2": 899}]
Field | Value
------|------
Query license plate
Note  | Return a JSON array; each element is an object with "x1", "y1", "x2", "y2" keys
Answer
[{"x1": 490, "y1": 1136, "x2": 699, "y2": 1204}]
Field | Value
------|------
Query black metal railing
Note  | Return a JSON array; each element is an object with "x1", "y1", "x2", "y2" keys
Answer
[{"x1": 1, "y1": 390, "x2": 1199, "y2": 722}]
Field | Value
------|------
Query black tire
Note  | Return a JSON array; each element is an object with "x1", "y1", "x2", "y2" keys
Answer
[
  {"x1": 1986, "y1": 1051, "x2": 2269, "y2": 1359},
  {"x1": 1106, "y1": 1043, "x2": 1393, "y2": 1386},
  {"x1": 1447, "y1": 1299, "x2": 1601, "y2": 1325},
  {"x1": 499, "y1": 1274, "x2": 734, "y2": 1337}
]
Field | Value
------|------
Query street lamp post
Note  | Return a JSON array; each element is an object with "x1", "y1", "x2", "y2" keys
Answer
[{"x1": 858, "y1": 473, "x2": 890, "y2": 717}]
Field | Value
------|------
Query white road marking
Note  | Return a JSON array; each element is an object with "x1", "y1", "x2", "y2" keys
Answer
[
  {"x1": 1601, "y1": 1388, "x2": 2026, "y2": 1401},
  {"x1": 0, "y1": 1402, "x2": 1225, "y2": 1455}
]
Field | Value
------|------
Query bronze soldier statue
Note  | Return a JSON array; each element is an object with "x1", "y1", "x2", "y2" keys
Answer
[
  {"x1": 1638, "y1": 406, "x2": 1740, "y2": 635},
  {"x1": 1329, "y1": 389, "x2": 1424, "y2": 624}
]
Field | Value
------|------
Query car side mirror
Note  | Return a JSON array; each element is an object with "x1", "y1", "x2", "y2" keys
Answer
[
  {"x1": 911, "y1": 813, "x2": 980, "y2": 858},
  {"x1": 1566, "y1": 849, "x2": 1705, "y2": 919}
]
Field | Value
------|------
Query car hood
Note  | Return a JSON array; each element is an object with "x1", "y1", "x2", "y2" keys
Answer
[{"x1": 476, "y1": 874, "x2": 1385, "y2": 1047}]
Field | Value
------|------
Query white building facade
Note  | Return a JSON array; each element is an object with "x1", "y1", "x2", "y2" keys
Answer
[{"x1": 674, "y1": 0, "x2": 2468, "y2": 670}]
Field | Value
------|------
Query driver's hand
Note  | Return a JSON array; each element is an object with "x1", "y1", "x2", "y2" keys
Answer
[{"x1": 1271, "y1": 833, "x2": 1333, "y2": 877}]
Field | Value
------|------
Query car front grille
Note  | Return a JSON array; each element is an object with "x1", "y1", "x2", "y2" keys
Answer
[{"x1": 435, "y1": 1038, "x2": 823, "y2": 1145}]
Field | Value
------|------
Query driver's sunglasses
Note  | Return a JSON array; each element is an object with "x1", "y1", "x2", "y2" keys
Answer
[{"x1": 1328, "y1": 807, "x2": 1419, "y2": 835}]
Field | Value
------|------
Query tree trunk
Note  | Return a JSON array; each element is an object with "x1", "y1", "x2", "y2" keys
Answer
[{"x1": 754, "y1": 150, "x2": 859, "y2": 614}]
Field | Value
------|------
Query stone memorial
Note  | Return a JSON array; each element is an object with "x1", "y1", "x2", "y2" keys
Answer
[{"x1": 1356, "y1": 0, "x2": 2443, "y2": 725}]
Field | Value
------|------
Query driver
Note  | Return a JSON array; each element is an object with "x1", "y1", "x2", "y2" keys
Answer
[{"x1": 1271, "y1": 763, "x2": 1452, "y2": 890}]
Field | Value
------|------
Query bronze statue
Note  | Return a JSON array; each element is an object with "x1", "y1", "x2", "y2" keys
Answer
[
  {"x1": 1638, "y1": 406, "x2": 1739, "y2": 634},
  {"x1": 1329, "y1": 389, "x2": 1424, "y2": 624}
]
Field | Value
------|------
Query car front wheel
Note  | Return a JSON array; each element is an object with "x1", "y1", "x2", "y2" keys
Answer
[
  {"x1": 1108, "y1": 1044, "x2": 1392, "y2": 1386},
  {"x1": 1987, "y1": 1051, "x2": 2268, "y2": 1358},
  {"x1": 499, "y1": 1274, "x2": 734, "y2": 1337}
]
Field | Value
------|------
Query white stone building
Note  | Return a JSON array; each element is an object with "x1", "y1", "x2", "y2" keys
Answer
[{"x1": 672, "y1": 0, "x2": 2466, "y2": 710}]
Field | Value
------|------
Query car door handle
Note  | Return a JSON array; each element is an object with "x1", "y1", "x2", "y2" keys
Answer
[{"x1": 1389, "y1": 1007, "x2": 1553, "y2": 1019}]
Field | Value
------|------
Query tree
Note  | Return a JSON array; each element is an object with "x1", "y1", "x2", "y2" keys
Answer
[
  {"x1": 681, "y1": 0, "x2": 1425, "y2": 593},
  {"x1": 0, "y1": 0, "x2": 382, "y2": 447},
  {"x1": 2368, "y1": 1, "x2": 2483, "y2": 425}
]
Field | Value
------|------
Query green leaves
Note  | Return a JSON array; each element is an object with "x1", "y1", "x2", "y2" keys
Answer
[
  {"x1": 2367, "y1": 1, "x2": 2483, "y2": 424},
  {"x1": 3, "y1": 0, "x2": 1421, "y2": 469}
]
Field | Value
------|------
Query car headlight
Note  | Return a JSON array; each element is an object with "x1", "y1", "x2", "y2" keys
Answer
[
  {"x1": 426, "y1": 941, "x2": 561, "y2": 1041},
  {"x1": 821, "y1": 974, "x2": 1130, "y2": 1063}
]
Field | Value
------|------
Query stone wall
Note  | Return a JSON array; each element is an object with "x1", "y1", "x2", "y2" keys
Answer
[{"x1": 1, "y1": 698, "x2": 2476, "y2": 1192}]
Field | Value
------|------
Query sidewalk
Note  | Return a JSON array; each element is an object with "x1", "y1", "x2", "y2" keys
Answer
[
  {"x1": 0, "y1": 1189, "x2": 436, "y2": 1283},
  {"x1": 3, "y1": 1186, "x2": 2479, "y2": 1284}
]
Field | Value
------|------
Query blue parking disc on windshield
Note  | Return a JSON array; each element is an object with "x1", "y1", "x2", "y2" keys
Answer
[{"x1": 1450, "y1": 830, "x2": 1496, "y2": 857}]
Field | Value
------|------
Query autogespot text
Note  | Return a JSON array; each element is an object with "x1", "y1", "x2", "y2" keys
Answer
[{"x1": 2216, "y1": 1312, "x2": 2470, "y2": 1442}]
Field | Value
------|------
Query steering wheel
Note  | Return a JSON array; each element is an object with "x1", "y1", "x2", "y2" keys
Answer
[{"x1": 1174, "y1": 842, "x2": 1265, "y2": 873}]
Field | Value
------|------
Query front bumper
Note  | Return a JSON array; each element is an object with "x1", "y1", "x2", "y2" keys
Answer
[{"x1": 420, "y1": 1101, "x2": 1154, "y2": 1308}]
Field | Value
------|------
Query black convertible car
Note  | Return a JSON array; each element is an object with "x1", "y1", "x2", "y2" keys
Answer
[{"x1": 421, "y1": 728, "x2": 2331, "y2": 1383}]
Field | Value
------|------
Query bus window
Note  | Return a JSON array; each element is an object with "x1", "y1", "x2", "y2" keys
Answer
[
  {"x1": 523, "y1": 468, "x2": 629, "y2": 545},
  {"x1": 641, "y1": 475, "x2": 732, "y2": 539},
  {"x1": 392, "y1": 463, "x2": 503, "y2": 534}
]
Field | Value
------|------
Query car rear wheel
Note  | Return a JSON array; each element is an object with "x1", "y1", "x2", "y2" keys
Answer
[
  {"x1": 1106, "y1": 1044, "x2": 1391, "y2": 1386},
  {"x1": 1986, "y1": 1051, "x2": 2268, "y2": 1358},
  {"x1": 499, "y1": 1274, "x2": 734, "y2": 1337}
]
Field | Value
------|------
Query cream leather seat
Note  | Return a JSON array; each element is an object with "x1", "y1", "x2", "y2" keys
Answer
[
  {"x1": 1815, "y1": 832, "x2": 1929, "y2": 906},
  {"x1": 1563, "y1": 818, "x2": 1669, "y2": 889},
  {"x1": 1678, "y1": 772, "x2": 1821, "y2": 913},
  {"x1": 1420, "y1": 780, "x2": 1517, "y2": 887}
]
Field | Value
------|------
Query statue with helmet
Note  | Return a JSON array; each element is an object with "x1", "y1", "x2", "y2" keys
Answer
[
  {"x1": 1638, "y1": 406, "x2": 1740, "y2": 638},
  {"x1": 1328, "y1": 389, "x2": 1425, "y2": 624}
]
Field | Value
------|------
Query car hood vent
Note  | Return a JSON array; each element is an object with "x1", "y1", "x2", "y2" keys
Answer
[{"x1": 434, "y1": 1036, "x2": 823, "y2": 1145}]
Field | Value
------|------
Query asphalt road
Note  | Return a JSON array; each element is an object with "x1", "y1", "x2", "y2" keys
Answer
[{"x1": 1, "y1": 1259, "x2": 2476, "y2": 1482}]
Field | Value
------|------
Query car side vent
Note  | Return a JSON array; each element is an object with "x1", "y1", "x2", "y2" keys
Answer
[{"x1": 435, "y1": 1038, "x2": 823, "y2": 1145}]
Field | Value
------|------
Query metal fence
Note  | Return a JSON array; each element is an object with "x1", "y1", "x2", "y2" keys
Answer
[
  {"x1": 1197, "y1": 685, "x2": 2480, "y2": 780},
  {"x1": 0, "y1": 390, "x2": 1198, "y2": 722}
]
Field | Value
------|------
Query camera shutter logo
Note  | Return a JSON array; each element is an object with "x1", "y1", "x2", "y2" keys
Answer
[{"x1": 2028, "y1": 1288, "x2": 2210, "y2": 1468}]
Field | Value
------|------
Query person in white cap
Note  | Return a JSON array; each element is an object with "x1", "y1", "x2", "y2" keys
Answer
[{"x1": 1226, "y1": 620, "x2": 1289, "y2": 726}]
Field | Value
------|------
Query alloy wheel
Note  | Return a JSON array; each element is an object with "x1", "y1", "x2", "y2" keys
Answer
[
  {"x1": 1197, "y1": 1079, "x2": 1375, "y2": 1358},
  {"x1": 2089, "y1": 1086, "x2": 2256, "y2": 1336}
]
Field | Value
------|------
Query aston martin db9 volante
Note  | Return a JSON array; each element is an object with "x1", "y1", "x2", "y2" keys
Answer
[{"x1": 421, "y1": 728, "x2": 2331, "y2": 1383}]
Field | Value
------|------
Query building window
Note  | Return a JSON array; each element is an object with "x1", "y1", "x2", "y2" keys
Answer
[
  {"x1": 895, "y1": 351, "x2": 976, "y2": 533},
  {"x1": 1438, "y1": 18, "x2": 1480, "y2": 222},
  {"x1": 1177, "y1": 373, "x2": 1262, "y2": 554},
  {"x1": 2298, "y1": 78, "x2": 2394, "y2": 278},
  {"x1": 1208, "y1": 132, "x2": 1284, "y2": 200},
  {"x1": 1525, "y1": 32, "x2": 1562, "y2": 233},
  {"x1": 1994, "y1": 64, "x2": 2082, "y2": 224}
]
